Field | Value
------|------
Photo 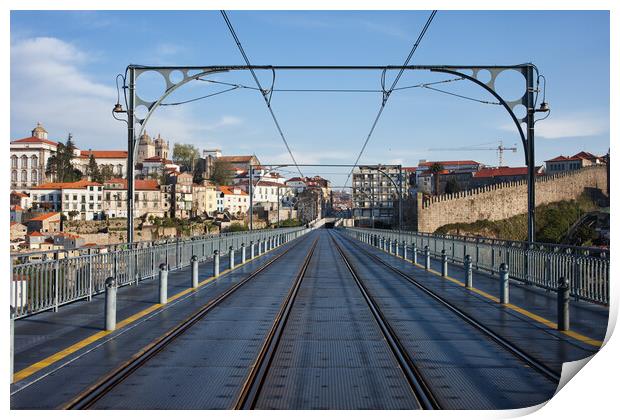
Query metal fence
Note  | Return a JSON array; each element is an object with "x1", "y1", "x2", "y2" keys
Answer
[
  {"x1": 343, "y1": 227, "x2": 610, "y2": 305},
  {"x1": 11, "y1": 227, "x2": 311, "y2": 319}
]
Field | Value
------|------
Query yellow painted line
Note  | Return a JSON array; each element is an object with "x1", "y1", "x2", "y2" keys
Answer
[
  {"x1": 13, "y1": 241, "x2": 288, "y2": 383},
  {"x1": 374, "y1": 246, "x2": 602, "y2": 347}
]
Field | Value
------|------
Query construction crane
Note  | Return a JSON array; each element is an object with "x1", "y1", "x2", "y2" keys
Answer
[{"x1": 429, "y1": 141, "x2": 518, "y2": 167}]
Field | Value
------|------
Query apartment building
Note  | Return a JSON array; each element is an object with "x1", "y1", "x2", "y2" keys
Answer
[
  {"x1": 102, "y1": 178, "x2": 166, "y2": 219},
  {"x1": 29, "y1": 180, "x2": 104, "y2": 221},
  {"x1": 216, "y1": 186, "x2": 249, "y2": 215},
  {"x1": 192, "y1": 180, "x2": 218, "y2": 216}
]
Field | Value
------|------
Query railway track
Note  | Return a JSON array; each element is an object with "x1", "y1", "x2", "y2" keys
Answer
[
  {"x1": 328, "y1": 232, "x2": 440, "y2": 409},
  {"x1": 61, "y1": 234, "x2": 316, "y2": 410},
  {"x1": 333, "y1": 230, "x2": 562, "y2": 385}
]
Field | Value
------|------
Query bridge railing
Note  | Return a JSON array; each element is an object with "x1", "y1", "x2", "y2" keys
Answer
[
  {"x1": 10, "y1": 227, "x2": 310, "y2": 320},
  {"x1": 343, "y1": 227, "x2": 610, "y2": 305}
]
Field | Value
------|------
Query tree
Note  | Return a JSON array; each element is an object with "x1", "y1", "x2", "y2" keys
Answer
[
  {"x1": 445, "y1": 178, "x2": 461, "y2": 194},
  {"x1": 428, "y1": 162, "x2": 444, "y2": 195},
  {"x1": 86, "y1": 153, "x2": 102, "y2": 182},
  {"x1": 46, "y1": 134, "x2": 82, "y2": 182},
  {"x1": 172, "y1": 143, "x2": 200, "y2": 172},
  {"x1": 210, "y1": 160, "x2": 234, "y2": 186},
  {"x1": 100, "y1": 165, "x2": 116, "y2": 181}
]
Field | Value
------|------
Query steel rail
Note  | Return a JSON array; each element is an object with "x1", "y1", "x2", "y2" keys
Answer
[
  {"x1": 336, "y1": 231, "x2": 562, "y2": 383},
  {"x1": 329, "y1": 232, "x2": 440, "y2": 410},
  {"x1": 60, "y1": 234, "x2": 314, "y2": 410},
  {"x1": 234, "y1": 237, "x2": 319, "y2": 409}
]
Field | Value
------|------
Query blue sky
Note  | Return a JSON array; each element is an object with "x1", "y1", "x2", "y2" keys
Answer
[{"x1": 10, "y1": 10, "x2": 609, "y2": 185}]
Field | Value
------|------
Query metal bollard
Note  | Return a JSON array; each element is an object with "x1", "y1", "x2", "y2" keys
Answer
[
  {"x1": 159, "y1": 263, "x2": 168, "y2": 304},
  {"x1": 241, "y1": 243, "x2": 246, "y2": 264},
  {"x1": 105, "y1": 276, "x2": 117, "y2": 331},
  {"x1": 213, "y1": 250, "x2": 220, "y2": 277},
  {"x1": 389, "y1": 239, "x2": 394, "y2": 254},
  {"x1": 412, "y1": 244, "x2": 418, "y2": 265},
  {"x1": 424, "y1": 246, "x2": 430, "y2": 270},
  {"x1": 441, "y1": 249, "x2": 448, "y2": 277},
  {"x1": 557, "y1": 277, "x2": 570, "y2": 331},
  {"x1": 250, "y1": 241, "x2": 255, "y2": 259},
  {"x1": 402, "y1": 241, "x2": 407, "y2": 260},
  {"x1": 191, "y1": 255, "x2": 199, "y2": 288},
  {"x1": 229, "y1": 246, "x2": 235, "y2": 270},
  {"x1": 499, "y1": 263, "x2": 509, "y2": 304},
  {"x1": 464, "y1": 255, "x2": 473, "y2": 288}
]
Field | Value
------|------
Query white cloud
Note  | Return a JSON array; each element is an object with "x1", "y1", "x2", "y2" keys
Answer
[
  {"x1": 10, "y1": 37, "x2": 242, "y2": 151},
  {"x1": 499, "y1": 112, "x2": 609, "y2": 139}
]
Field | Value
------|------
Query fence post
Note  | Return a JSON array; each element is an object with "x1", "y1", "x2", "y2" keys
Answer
[
  {"x1": 213, "y1": 250, "x2": 220, "y2": 277},
  {"x1": 557, "y1": 277, "x2": 570, "y2": 331},
  {"x1": 88, "y1": 251, "x2": 93, "y2": 301},
  {"x1": 104, "y1": 277, "x2": 117, "y2": 331},
  {"x1": 134, "y1": 252, "x2": 139, "y2": 285},
  {"x1": 464, "y1": 255, "x2": 473, "y2": 289},
  {"x1": 54, "y1": 257, "x2": 60, "y2": 312},
  {"x1": 441, "y1": 249, "x2": 448, "y2": 277},
  {"x1": 424, "y1": 246, "x2": 430, "y2": 270},
  {"x1": 191, "y1": 255, "x2": 199, "y2": 288},
  {"x1": 241, "y1": 243, "x2": 246, "y2": 264},
  {"x1": 229, "y1": 246, "x2": 235, "y2": 270},
  {"x1": 402, "y1": 241, "x2": 407, "y2": 261},
  {"x1": 413, "y1": 243, "x2": 418, "y2": 265},
  {"x1": 574, "y1": 259, "x2": 581, "y2": 302},
  {"x1": 159, "y1": 263, "x2": 168, "y2": 304},
  {"x1": 250, "y1": 241, "x2": 255, "y2": 259},
  {"x1": 499, "y1": 263, "x2": 509, "y2": 304}
]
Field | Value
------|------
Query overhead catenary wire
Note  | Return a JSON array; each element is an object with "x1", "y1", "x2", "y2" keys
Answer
[
  {"x1": 344, "y1": 10, "x2": 438, "y2": 188},
  {"x1": 220, "y1": 10, "x2": 304, "y2": 178}
]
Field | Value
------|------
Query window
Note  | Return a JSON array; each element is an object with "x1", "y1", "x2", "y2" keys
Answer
[
  {"x1": 31, "y1": 170, "x2": 38, "y2": 185},
  {"x1": 89, "y1": 195, "x2": 94, "y2": 201},
  {"x1": 21, "y1": 170, "x2": 27, "y2": 182},
  {"x1": 11, "y1": 170, "x2": 17, "y2": 182},
  {"x1": 106, "y1": 193, "x2": 110, "y2": 201},
  {"x1": 31, "y1": 156, "x2": 38, "y2": 167},
  {"x1": 11, "y1": 156, "x2": 17, "y2": 168},
  {"x1": 21, "y1": 155, "x2": 28, "y2": 168}
]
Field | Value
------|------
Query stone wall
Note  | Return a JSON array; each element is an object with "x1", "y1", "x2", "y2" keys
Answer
[{"x1": 416, "y1": 165, "x2": 608, "y2": 233}]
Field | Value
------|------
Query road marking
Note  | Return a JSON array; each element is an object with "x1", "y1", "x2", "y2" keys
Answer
[
  {"x1": 12, "y1": 242, "x2": 286, "y2": 383},
  {"x1": 371, "y1": 245, "x2": 603, "y2": 347}
]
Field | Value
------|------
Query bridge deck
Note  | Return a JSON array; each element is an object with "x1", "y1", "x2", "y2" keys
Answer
[{"x1": 10, "y1": 229, "x2": 608, "y2": 410}]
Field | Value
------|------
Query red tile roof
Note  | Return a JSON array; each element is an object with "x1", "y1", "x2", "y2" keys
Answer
[
  {"x1": 10, "y1": 205, "x2": 24, "y2": 211},
  {"x1": 79, "y1": 150, "x2": 128, "y2": 159},
  {"x1": 27, "y1": 231, "x2": 44, "y2": 237},
  {"x1": 143, "y1": 156, "x2": 173, "y2": 163},
  {"x1": 218, "y1": 186, "x2": 248, "y2": 196},
  {"x1": 104, "y1": 178, "x2": 160, "y2": 191},
  {"x1": 32, "y1": 180, "x2": 102, "y2": 190},
  {"x1": 11, "y1": 136, "x2": 58, "y2": 147},
  {"x1": 11, "y1": 191, "x2": 29, "y2": 198},
  {"x1": 29, "y1": 212, "x2": 60, "y2": 221}
]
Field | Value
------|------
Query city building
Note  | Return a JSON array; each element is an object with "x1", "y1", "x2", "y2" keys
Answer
[
  {"x1": 167, "y1": 172, "x2": 194, "y2": 219},
  {"x1": 74, "y1": 150, "x2": 128, "y2": 178},
  {"x1": 471, "y1": 166, "x2": 545, "y2": 187},
  {"x1": 351, "y1": 165, "x2": 409, "y2": 227},
  {"x1": 192, "y1": 180, "x2": 218, "y2": 216},
  {"x1": 140, "y1": 156, "x2": 179, "y2": 179},
  {"x1": 29, "y1": 180, "x2": 104, "y2": 221},
  {"x1": 10, "y1": 123, "x2": 58, "y2": 189},
  {"x1": 545, "y1": 151, "x2": 606, "y2": 175},
  {"x1": 136, "y1": 132, "x2": 170, "y2": 164},
  {"x1": 216, "y1": 186, "x2": 249, "y2": 215},
  {"x1": 26, "y1": 212, "x2": 61, "y2": 233},
  {"x1": 102, "y1": 178, "x2": 165, "y2": 219},
  {"x1": 10, "y1": 191, "x2": 31, "y2": 210},
  {"x1": 10, "y1": 222, "x2": 27, "y2": 242}
]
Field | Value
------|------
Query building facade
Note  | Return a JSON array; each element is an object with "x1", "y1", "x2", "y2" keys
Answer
[
  {"x1": 10, "y1": 123, "x2": 58, "y2": 189},
  {"x1": 29, "y1": 180, "x2": 104, "y2": 221},
  {"x1": 102, "y1": 178, "x2": 165, "y2": 219}
]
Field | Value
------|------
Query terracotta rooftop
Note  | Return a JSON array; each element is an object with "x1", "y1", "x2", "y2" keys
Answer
[
  {"x1": 11, "y1": 136, "x2": 58, "y2": 147},
  {"x1": 32, "y1": 180, "x2": 102, "y2": 190},
  {"x1": 10, "y1": 205, "x2": 24, "y2": 212},
  {"x1": 79, "y1": 150, "x2": 128, "y2": 159},
  {"x1": 11, "y1": 191, "x2": 29, "y2": 198},
  {"x1": 29, "y1": 212, "x2": 60, "y2": 221},
  {"x1": 218, "y1": 186, "x2": 248, "y2": 196},
  {"x1": 104, "y1": 178, "x2": 160, "y2": 191}
]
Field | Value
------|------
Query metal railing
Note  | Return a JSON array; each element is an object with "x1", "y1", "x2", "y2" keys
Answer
[
  {"x1": 11, "y1": 227, "x2": 311, "y2": 319},
  {"x1": 343, "y1": 227, "x2": 610, "y2": 305}
]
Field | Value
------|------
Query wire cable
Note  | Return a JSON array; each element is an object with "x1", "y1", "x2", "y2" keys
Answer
[
  {"x1": 160, "y1": 86, "x2": 239, "y2": 106},
  {"x1": 421, "y1": 85, "x2": 501, "y2": 105},
  {"x1": 344, "y1": 10, "x2": 438, "y2": 187},
  {"x1": 220, "y1": 10, "x2": 304, "y2": 178}
]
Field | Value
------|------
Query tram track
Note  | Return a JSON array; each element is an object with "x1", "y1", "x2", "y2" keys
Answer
[
  {"x1": 333, "y1": 230, "x2": 562, "y2": 385},
  {"x1": 61, "y1": 234, "x2": 316, "y2": 410}
]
